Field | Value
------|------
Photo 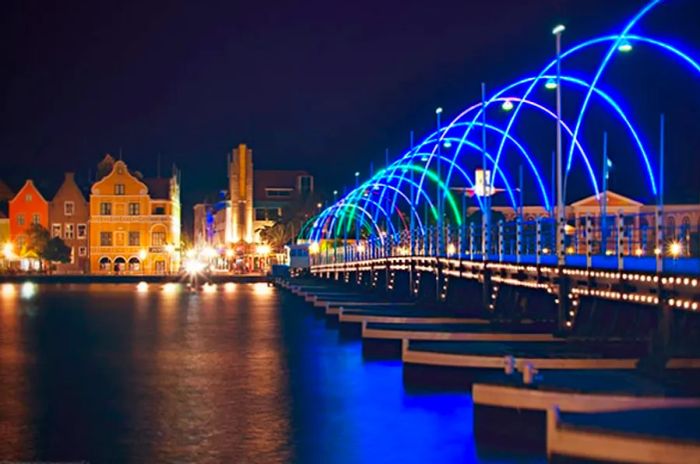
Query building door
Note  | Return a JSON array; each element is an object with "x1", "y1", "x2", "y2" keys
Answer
[{"x1": 155, "y1": 260, "x2": 166, "y2": 274}]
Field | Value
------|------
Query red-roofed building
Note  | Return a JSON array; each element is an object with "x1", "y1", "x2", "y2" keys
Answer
[{"x1": 9, "y1": 180, "x2": 49, "y2": 268}]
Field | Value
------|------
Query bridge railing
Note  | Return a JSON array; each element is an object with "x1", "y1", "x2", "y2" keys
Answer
[{"x1": 311, "y1": 209, "x2": 700, "y2": 275}]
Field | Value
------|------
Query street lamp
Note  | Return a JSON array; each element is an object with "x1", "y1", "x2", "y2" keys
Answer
[
  {"x1": 545, "y1": 78, "x2": 557, "y2": 90},
  {"x1": 501, "y1": 99, "x2": 514, "y2": 111},
  {"x1": 618, "y1": 39, "x2": 633, "y2": 53}
]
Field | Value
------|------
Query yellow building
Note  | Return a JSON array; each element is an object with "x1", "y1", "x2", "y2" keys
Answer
[{"x1": 89, "y1": 159, "x2": 181, "y2": 274}]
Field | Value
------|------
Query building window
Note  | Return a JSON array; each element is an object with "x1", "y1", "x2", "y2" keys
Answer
[
  {"x1": 64, "y1": 201, "x2": 75, "y2": 216},
  {"x1": 266, "y1": 188, "x2": 292, "y2": 198},
  {"x1": 152, "y1": 231, "x2": 166, "y2": 246},
  {"x1": 100, "y1": 202, "x2": 112, "y2": 215},
  {"x1": 152, "y1": 206, "x2": 166, "y2": 215},
  {"x1": 269, "y1": 208, "x2": 281, "y2": 220},
  {"x1": 77, "y1": 224, "x2": 87, "y2": 239},
  {"x1": 128, "y1": 231, "x2": 140, "y2": 246},
  {"x1": 255, "y1": 208, "x2": 266, "y2": 220},
  {"x1": 155, "y1": 260, "x2": 166, "y2": 274},
  {"x1": 298, "y1": 175, "x2": 313, "y2": 194},
  {"x1": 65, "y1": 224, "x2": 75, "y2": 239},
  {"x1": 115, "y1": 184, "x2": 125, "y2": 195},
  {"x1": 100, "y1": 232, "x2": 113, "y2": 246},
  {"x1": 128, "y1": 203, "x2": 140, "y2": 215},
  {"x1": 78, "y1": 246, "x2": 87, "y2": 257},
  {"x1": 25, "y1": 193, "x2": 33, "y2": 202},
  {"x1": 69, "y1": 247, "x2": 75, "y2": 264},
  {"x1": 51, "y1": 224, "x2": 62, "y2": 238},
  {"x1": 17, "y1": 214, "x2": 25, "y2": 226},
  {"x1": 32, "y1": 214, "x2": 40, "y2": 225}
]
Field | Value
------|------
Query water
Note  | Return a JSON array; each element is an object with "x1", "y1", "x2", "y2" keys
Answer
[{"x1": 0, "y1": 282, "x2": 543, "y2": 463}]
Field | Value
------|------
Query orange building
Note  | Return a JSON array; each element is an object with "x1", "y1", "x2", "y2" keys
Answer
[
  {"x1": 9, "y1": 180, "x2": 49, "y2": 254},
  {"x1": 89, "y1": 158, "x2": 181, "y2": 274}
]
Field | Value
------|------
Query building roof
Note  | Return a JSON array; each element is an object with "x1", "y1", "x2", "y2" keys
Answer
[
  {"x1": 144, "y1": 178, "x2": 170, "y2": 200},
  {"x1": 254, "y1": 170, "x2": 310, "y2": 201}
]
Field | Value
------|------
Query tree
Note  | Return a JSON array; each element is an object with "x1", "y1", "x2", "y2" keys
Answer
[
  {"x1": 258, "y1": 223, "x2": 292, "y2": 250},
  {"x1": 25, "y1": 224, "x2": 71, "y2": 269},
  {"x1": 26, "y1": 224, "x2": 50, "y2": 256},
  {"x1": 96, "y1": 154, "x2": 116, "y2": 180},
  {"x1": 44, "y1": 237, "x2": 72, "y2": 263}
]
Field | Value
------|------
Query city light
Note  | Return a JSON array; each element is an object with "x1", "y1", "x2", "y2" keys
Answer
[
  {"x1": 20, "y1": 282, "x2": 37, "y2": 300},
  {"x1": 435, "y1": 107, "x2": 443, "y2": 114},
  {"x1": 545, "y1": 78, "x2": 557, "y2": 90},
  {"x1": 447, "y1": 243, "x2": 457, "y2": 255},
  {"x1": 256, "y1": 244, "x2": 271, "y2": 255},
  {"x1": 1, "y1": 283, "x2": 15, "y2": 298},
  {"x1": 552, "y1": 24, "x2": 566, "y2": 35},
  {"x1": 618, "y1": 39, "x2": 633, "y2": 52},
  {"x1": 186, "y1": 249, "x2": 197, "y2": 259},
  {"x1": 162, "y1": 282, "x2": 178, "y2": 294},
  {"x1": 184, "y1": 258, "x2": 206, "y2": 274},
  {"x1": 201, "y1": 247, "x2": 218, "y2": 259},
  {"x1": 253, "y1": 282, "x2": 273, "y2": 295},
  {"x1": 224, "y1": 282, "x2": 236, "y2": 292},
  {"x1": 137, "y1": 281, "x2": 149, "y2": 292},
  {"x1": 309, "y1": 242, "x2": 320, "y2": 254},
  {"x1": 139, "y1": 249, "x2": 148, "y2": 261},
  {"x1": 356, "y1": 243, "x2": 366, "y2": 254},
  {"x1": 2, "y1": 242, "x2": 14, "y2": 259},
  {"x1": 501, "y1": 99, "x2": 514, "y2": 111},
  {"x1": 202, "y1": 283, "x2": 217, "y2": 293},
  {"x1": 443, "y1": 140, "x2": 452, "y2": 148},
  {"x1": 164, "y1": 244, "x2": 175, "y2": 254},
  {"x1": 225, "y1": 249, "x2": 235, "y2": 258},
  {"x1": 669, "y1": 241, "x2": 682, "y2": 258}
]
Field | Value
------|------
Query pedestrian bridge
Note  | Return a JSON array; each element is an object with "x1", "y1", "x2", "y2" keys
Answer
[{"x1": 299, "y1": 0, "x2": 700, "y2": 323}]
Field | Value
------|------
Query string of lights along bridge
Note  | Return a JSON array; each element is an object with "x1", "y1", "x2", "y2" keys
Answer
[{"x1": 302, "y1": 0, "x2": 700, "y2": 286}]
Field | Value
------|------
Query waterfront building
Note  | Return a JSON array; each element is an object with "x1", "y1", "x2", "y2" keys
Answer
[
  {"x1": 253, "y1": 169, "x2": 314, "y2": 242},
  {"x1": 229, "y1": 143, "x2": 254, "y2": 244},
  {"x1": 49, "y1": 172, "x2": 90, "y2": 273},
  {"x1": 89, "y1": 158, "x2": 181, "y2": 274},
  {"x1": 469, "y1": 190, "x2": 700, "y2": 255},
  {"x1": 9, "y1": 180, "x2": 49, "y2": 269}
]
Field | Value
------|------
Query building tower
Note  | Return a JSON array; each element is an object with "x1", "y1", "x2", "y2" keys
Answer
[{"x1": 228, "y1": 143, "x2": 254, "y2": 243}]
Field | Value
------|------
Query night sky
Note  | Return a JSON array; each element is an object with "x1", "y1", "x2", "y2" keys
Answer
[{"x1": 1, "y1": 0, "x2": 699, "y2": 227}]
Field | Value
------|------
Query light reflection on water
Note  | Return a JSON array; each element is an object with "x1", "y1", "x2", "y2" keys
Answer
[{"x1": 0, "y1": 284, "x2": 543, "y2": 463}]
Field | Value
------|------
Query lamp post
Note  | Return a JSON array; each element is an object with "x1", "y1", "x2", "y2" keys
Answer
[
  {"x1": 436, "y1": 107, "x2": 443, "y2": 256},
  {"x1": 553, "y1": 24, "x2": 566, "y2": 266}
]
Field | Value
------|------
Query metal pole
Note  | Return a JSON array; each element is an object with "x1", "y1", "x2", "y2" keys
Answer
[
  {"x1": 602, "y1": 131, "x2": 608, "y2": 255},
  {"x1": 555, "y1": 27, "x2": 565, "y2": 266},
  {"x1": 436, "y1": 108, "x2": 443, "y2": 257},
  {"x1": 481, "y1": 83, "x2": 490, "y2": 258},
  {"x1": 656, "y1": 114, "x2": 665, "y2": 273},
  {"x1": 409, "y1": 131, "x2": 415, "y2": 256}
]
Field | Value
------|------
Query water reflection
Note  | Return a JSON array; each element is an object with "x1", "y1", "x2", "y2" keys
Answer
[{"x1": 0, "y1": 284, "x2": 542, "y2": 463}]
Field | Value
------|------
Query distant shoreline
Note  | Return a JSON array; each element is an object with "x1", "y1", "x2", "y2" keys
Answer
[{"x1": 0, "y1": 274, "x2": 270, "y2": 284}]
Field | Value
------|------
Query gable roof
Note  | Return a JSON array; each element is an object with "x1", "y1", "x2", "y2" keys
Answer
[
  {"x1": 10, "y1": 179, "x2": 49, "y2": 204},
  {"x1": 52, "y1": 173, "x2": 87, "y2": 203},
  {"x1": 570, "y1": 190, "x2": 643, "y2": 208}
]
